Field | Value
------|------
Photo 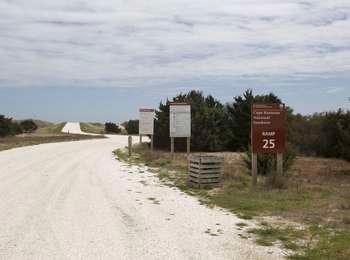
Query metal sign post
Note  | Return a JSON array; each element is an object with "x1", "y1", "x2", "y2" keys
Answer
[
  {"x1": 251, "y1": 103, "x2": 286, "y2": 189},
  {"x1": 169, "y1": 103, "x2": 191, "y2": 158}
]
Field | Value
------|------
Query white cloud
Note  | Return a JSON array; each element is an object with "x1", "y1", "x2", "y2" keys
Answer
[{"x1": 0, "y1": 0, "x2": 349, "y2": 87}]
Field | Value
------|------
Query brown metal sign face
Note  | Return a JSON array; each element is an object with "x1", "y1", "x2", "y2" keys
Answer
[{"x1": 251, "y1": 103, "x2": 285, "y2": 154}]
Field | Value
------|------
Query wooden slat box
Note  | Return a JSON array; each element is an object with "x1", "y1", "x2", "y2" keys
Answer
[{"x1": 188, "y1": 155, "x2": 224, "y2": 188}]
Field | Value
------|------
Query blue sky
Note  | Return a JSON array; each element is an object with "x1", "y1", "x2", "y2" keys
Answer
[{"x1": 0, "y1": 0, "x2": 349, "y2": 122}]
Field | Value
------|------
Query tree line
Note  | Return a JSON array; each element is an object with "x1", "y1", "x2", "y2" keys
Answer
[{"x1": 124, "y1": 89, "x2": 350, "y2": 162}]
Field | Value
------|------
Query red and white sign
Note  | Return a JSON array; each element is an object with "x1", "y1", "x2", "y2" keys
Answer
[
  {"x1": 251, "y1": 104, "x2": 285, "y2": 154},
  {"x1": 139, "y1": 108, "x2": 155, "y2": 135}
]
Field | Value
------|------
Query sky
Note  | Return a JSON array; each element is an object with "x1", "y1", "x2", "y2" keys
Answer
[{"x1": 0, "y1": 0, "x2": 349, "y2": 122}]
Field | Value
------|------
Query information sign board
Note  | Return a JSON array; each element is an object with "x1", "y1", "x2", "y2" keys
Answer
[
  {"x1": 139, "y1": 108, "x2": 155, "y2": 135},
  {"x1": 169, "y1": 103, "x2": 191, "y2": 138}
]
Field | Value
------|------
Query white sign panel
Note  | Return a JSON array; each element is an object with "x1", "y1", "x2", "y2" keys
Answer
[
  {"x1": 139, "y1": 109, "x2": 155, "y2": 135},
  {"x1": 170, "y1": 103, "x2": 191, "y2": 137}
]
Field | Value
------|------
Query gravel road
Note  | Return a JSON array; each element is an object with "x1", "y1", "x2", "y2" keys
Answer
[{"x1": 0, "y1": 123, "x2": 285, "y2": 259}]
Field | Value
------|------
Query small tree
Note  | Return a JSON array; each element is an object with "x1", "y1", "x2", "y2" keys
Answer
[
  {"x1": 125, "y1": 120, "x2": 139, "y2": 135},
  {"x1": 105, "y1": 122, "x2": 121, "y2": 134},
  {"x1": 20, "y1": 120, "x2": 38, "y2": 133}
]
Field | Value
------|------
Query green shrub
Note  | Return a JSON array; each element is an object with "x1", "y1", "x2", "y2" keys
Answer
[
  {"x1": 124, "y1": 120, "x2": 139, "y2": 135},
  {"x1": 105, "y1": 122, "x2": 121, "y2": 134},
  {"x1": 20, "y1": 120, "x2": 38, "y2": 133},
  {"x1": 243, "y1": 144, "x2": 296, "y2": 188},
  {"x1": 149, "y1": 89, "x2": 349, "y2": 162},
  {"x1": 0, "y1": 115, "x2": 22, "y2": 137}
]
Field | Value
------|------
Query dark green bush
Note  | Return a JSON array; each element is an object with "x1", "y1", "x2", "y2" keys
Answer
[
  {"x1": 243, "y1": 144, "x2": 297, "y2": 188},
  {"x1": 20, "y1": 120, "x2": 38, "y2": 133},
  {"x1": 124, "y1": 120, "x2": 139, "y2": 135},
  {"x1": 105, "y1": 122, "x2": 121, "y2": 134},
  {"x1": 243, "y1": 144, "x2": 296, "y2": 175},
  {"x1": 149, "y1": 89, "x2": 349, "y2": 162},
  {"x1": 154, "y1": 91, "x2": 229, "y2": 151},
  {"x1": 0, "y1": 115, "x2": 22, "y2": 137}
]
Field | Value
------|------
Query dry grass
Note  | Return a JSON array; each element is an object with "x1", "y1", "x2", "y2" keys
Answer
[
  {"x1": 287, "y1": 157, "x2": 350, "y2": 228},
  {"x1": 121, "y1": 144, "x2": 350, "y2": 229},
  {"x1": 0, "y1": 133, "x2": 105, "y2": 152},
  {"x1": 35, "y1": 122, "x2": 66, "y2": 135},
  {"x1": 80, "y1": 122, "x2": 105, "y2": 134}
]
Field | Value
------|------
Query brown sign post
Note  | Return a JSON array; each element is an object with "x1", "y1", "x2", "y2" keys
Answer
[{"x1": 251, "y1": 103, "x2": 286, "y2": 189}]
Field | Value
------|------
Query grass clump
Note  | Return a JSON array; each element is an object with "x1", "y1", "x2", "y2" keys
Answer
[
  {"x1": 248, "y1": 223, "x2": 350, "y2": 259},
  {"x1": 248, "y1": 224, "x2": 304, "y2": 249},
  {"x1": 290, "y1": 226, "x2": 350, "y2": 260}
]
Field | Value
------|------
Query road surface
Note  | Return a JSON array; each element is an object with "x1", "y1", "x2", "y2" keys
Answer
[
  {"x1": 62, "y1": 122, "x2": 85, "y2": 134},
  {"x1": 0, "y1": 123, "x2": 284, "y2": 259}
]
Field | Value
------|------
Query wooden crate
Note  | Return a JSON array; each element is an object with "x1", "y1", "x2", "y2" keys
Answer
[{"x1": 188, "y1": 155, "x2": 224, "y2": 188}]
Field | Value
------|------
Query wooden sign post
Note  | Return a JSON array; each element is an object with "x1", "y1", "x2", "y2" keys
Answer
[
  {"x1": 128, "y1": 135, "x2": 132, "y2": 156},
  {"x1": 169, "y1": 103, "x2": 191, "y2": 158},
  {"x1": 139, "y1": 108, "x2": 155, "y2": 152},
  {"x1": 251, "y1": 103, "x2": 286, "y2": 189}
]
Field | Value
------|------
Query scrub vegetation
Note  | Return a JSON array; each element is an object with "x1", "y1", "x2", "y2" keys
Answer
[
  {"x1": 80, "y1": 122, "x2": 105, "y2": 134},
  {"x1": 151, "y1": 90, "x2": 350, "y2": 162},
  {"x1": 104, "y1": 122, "x2": 122, "y2": 134}
]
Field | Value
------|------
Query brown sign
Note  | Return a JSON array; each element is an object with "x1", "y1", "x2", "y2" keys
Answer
[{"x1": 251, "y1": 103, "x2": 285, "y2": 154}]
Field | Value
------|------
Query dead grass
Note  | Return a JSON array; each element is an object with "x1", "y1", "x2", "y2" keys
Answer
[
  {"x1": 287, "y1": 157, "x2": 350, "y2": 229},
  {"x1": 0, "y1": 133, "x2": 105, "y2": 151}
]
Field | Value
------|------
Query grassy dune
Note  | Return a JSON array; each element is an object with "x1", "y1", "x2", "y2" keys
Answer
[
  {"x1": 35, "y1": 122, "x2": 66, "y2": 135},
  {"x1": 80, "y1": 122, "x2": 105, "y2": 134}
]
